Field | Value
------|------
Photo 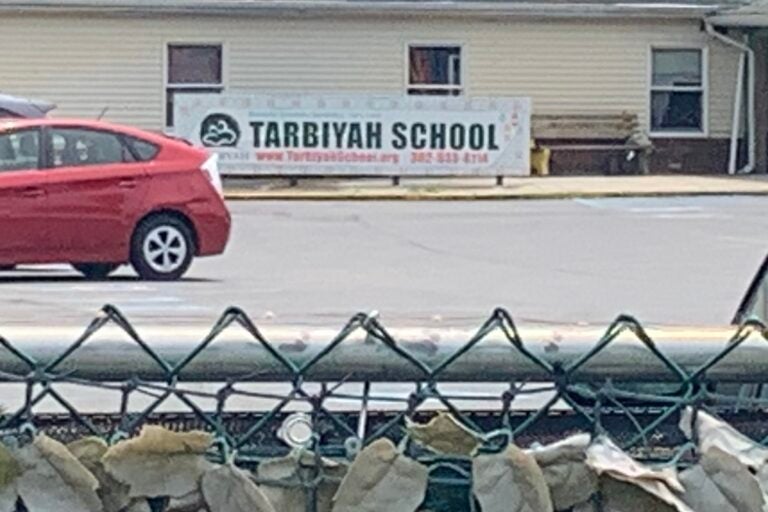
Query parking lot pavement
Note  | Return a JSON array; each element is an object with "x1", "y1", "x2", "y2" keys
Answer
[{"x1": 0, "y1": 196, "x2": 765, "y2": 329}]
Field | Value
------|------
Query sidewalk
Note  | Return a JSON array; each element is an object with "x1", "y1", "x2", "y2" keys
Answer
[{"x1": 223, "y1": 174, "x2": 768, "y2": 200}]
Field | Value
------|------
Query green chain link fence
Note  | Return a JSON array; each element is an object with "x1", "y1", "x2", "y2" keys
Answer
[{"x1": 1, "y1": 305, "x2": 768, "y2": 511}]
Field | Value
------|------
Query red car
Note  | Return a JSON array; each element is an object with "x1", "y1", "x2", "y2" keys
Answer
[{"x1": 0, "y1": 118, "x2": 231, "y2": 280}]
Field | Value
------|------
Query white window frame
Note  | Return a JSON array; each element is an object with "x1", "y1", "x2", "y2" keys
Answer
[
  {"x1": 164, "y1": 42, "x2": 227, "y2": 131},
  {"x1": 405, "y1": 43, "x2": 464, "y2": 96},
  {"x1": 648, "y1": 45, "x2": 709, "y2": 138}
]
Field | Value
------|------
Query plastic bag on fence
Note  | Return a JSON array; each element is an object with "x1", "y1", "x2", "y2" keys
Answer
[
  {"x1": 167, "y1": 489, "x2": 207, "y2": 512},
  {"x1": 679, "y1": 446, "x2": 765, "y2": 512},
  {"x1": 583, "y1": 436, "x2": 692, "y2": 512},
  {"x1": 0, "y1": 483, "x2": 14, "y2": 512},
  {"x1": 202, "y1": 462, "x2": 275, "y2": 512},
  {"x1": 472, "y1": 443, "x2": 553, "y2": 512},
  {"x1": 102, "y1": 426, "x2": 213, "y2": 499},
  {"x1": 258, "y1": 450, "x2": 347, "y2": 512},
  {"x1": 0, "y1": 442, "x2": 21, "y2": 512},
  {"x1": 331, "y1": 438, "x2": 428, "y2": 512},
  {"x1": 68, "y1": 436, "x2": 131, "y2": 512},
  {"x1": 405, "y1": 412, "x2": 482, "y2": 456},
  {"x1": 574, "y1": 477, "x2": 681, "y2": 512},
  {"x1": 680, "y1": 407, "x2": 768, "y2": 479},
  {"x1": 527, "y1": 433, "x2": 597, "y2": 511},
  {"x1": 123, "y1": 500, "x2": 151, "y2": 512},
  {"x1": 679, "y1": 407, "x2": 768, "y2": 510},
  {"x1": 15, "y1": 434, "x2": 102, "y2": 512}
]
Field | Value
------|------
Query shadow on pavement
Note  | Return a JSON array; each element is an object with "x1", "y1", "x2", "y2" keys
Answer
[{"x1": 0, "y1": 273, "x2": 216, "y2": 284}]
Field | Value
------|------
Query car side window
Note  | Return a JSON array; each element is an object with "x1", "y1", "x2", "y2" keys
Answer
[
  {"x1": 0, "y1": 128, "x2": 40, "y2": 173},
  {"x1": 50, "y1": 128, "x2": 133, "y2": 168},
  {"x1": 125, "y1": 136, "x2": 160, "y2": 162}
]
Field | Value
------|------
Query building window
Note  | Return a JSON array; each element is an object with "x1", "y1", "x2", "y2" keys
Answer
[
  {"x1": 408, "y1": 45, "x2": 462, "y2": 96},
  {"x1": 650, "y1": 48, "x2": 705, "y2": 134},
  {"x1": 166, "y1": 44, "x2": 223, "y2": 129}
]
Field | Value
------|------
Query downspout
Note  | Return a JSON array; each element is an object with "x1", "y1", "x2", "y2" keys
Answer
[
  {"x1": 729, "y1": 52, "x2": 746, "y2": 174},
  {"x1": 705, "y1": 22, "x2": 755, "y2": 174}
]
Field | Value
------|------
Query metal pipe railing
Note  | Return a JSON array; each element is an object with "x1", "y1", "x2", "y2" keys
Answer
[{"x1": 1, "y1": 306, "x2": 766, "y2": 383}]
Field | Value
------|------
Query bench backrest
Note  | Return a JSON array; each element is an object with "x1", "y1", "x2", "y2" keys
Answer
[{"x1": 532, "y1": 112, "x2": 640, "y2": 140}]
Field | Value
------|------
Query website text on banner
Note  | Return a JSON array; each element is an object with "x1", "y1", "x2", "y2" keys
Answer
[{"x1": 174, "y1": 93, "x2": 532, "y2": 176}]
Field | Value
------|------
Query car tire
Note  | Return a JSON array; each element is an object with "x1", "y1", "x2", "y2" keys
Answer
[
  {"x1": 73, "y1": 263, "x2": 118, "y2": 280},
  {"x1": 131, "y1": 214, "x2": 194, "y2": 281}
]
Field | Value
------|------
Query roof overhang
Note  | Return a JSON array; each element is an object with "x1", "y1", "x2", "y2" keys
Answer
[
  {"x1": 0, "y1": 0, "x2": 725, "y2": 19},
  {"x1": 706, "y1": 0, "x2": 768, "y2": 26},
  {"x1": 709, "y1": 10, "x2": 768, "y2": 26}
]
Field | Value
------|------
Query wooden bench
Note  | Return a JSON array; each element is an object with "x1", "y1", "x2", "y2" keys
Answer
[{"x1": 531, "y1": 112, "x2": 652, "y2": 175}]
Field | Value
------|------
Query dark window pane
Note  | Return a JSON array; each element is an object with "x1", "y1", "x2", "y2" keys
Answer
[
  {"x1": 409, "y1": 46, "x2": 461, "y2": 86},
  {"x1": 651, "y1": 91, "x2": 703, "y2": 131},
  {"x1": 50, "y1": 128, "x2": 130, "y2": 167},
  {"x1": 652, "y1": 50, "x2": 702, "y2": 87},
  {"x1": 407, "y1": 88, "x2": 461, "y2": 96},
  {"x1": 0, "y1": 129, "x2": 39, "y2": 172},
  {"x1": 128, "y1": 137, "x2": 160, "y2": 161},
  {"x1": 166, "y1": 87, "x2": 223, "y2": 128},
  {"x1": 168, "y1": 45, "x2": 222, "y2": 85}
]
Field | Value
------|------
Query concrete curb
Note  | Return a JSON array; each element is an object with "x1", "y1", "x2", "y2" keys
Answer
[{"x1": 224, "y1": 189, "x2": 768, "y2": 201}]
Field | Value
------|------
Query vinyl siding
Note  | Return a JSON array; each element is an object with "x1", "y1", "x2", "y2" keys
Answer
[{"x1": 0, "y1": 12, "x2": 741, "y2": 137}]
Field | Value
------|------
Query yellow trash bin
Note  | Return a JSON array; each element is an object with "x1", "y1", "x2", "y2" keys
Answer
[{"x1": 530, "y1": 139, "x2": 551, "y2": 176}]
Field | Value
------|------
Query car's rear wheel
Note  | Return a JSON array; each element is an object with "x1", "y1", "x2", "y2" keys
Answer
[
  {"x1": 73, "y1": 263, "x2": 118, "y2": 280},
  {"x1": 131, "y1": 214, "x2": 194, "y2": 281}
]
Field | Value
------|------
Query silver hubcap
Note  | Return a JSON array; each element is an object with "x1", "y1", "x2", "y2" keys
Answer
[{"x1": 143, "y1": 225, "x2": 187, "y2": 274}]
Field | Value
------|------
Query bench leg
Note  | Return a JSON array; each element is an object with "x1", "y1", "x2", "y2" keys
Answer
[{"x1": 638, "y1": 151, "x2": 650, "y2": 175}]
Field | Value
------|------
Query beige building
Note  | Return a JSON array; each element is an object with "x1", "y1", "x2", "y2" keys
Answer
[{"x1": 0, "y1": 0, "x2": 762, "y2": 174}]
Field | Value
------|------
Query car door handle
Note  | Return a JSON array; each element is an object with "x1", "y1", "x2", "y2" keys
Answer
[
  {"x1": 118, "y1": 178, "x2": 138, "y2": 189},
  {"x1": 21, "y1": 187, "x2": 44, "y2": 198}
]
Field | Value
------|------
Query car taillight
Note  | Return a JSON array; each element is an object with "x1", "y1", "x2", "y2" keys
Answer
[{"x1": 200, "y1": 153, "x2": 223, "y2": 198}]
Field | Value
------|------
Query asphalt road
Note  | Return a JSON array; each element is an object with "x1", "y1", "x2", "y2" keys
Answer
[{"x1": 1, "y1": 196, "x2": 766, "y2": 329}]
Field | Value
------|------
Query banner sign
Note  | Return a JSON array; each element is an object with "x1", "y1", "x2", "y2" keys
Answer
[{"x1": 174, "y1": 93, "x2": 531, "y2": 176}]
